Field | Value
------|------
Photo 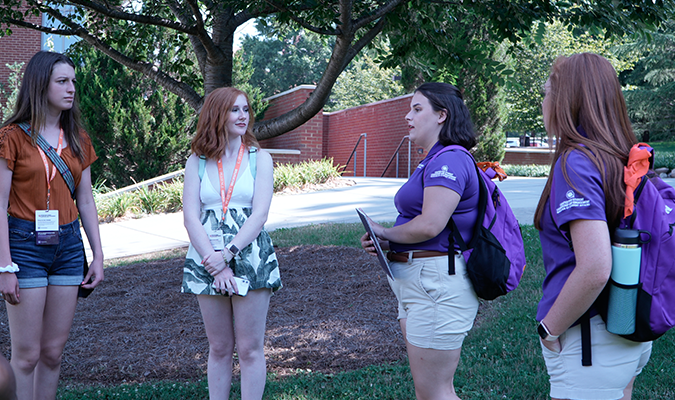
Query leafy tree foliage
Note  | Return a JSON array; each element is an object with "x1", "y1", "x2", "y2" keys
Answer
[
  {"x1": 0, "y1": 62, "x2": 23, "y2": 121},
  {"x1": 325, "y1": 49, "x2": 405, "y2": 112},
  {"x1": 240, "y1": 26, "x2": 331, "y2": 97},
  {"x1": 501, "y1": 21, "x2": 639, "y2": 137},
  {"x1": 620, "y1": 20, "x2": 675, "y2": 141},
  {"x1": 0, "y1": 0, "x2": 668, "y2": 141},
  {"x1": 68, "y1": 43, "x2": 194, "y2": 188}
]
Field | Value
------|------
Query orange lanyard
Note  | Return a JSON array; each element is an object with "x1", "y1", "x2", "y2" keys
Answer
[
  {"x1": 217, "y1": 142, "x2": 246, "y2": 221},
  {"x1": 37, "y1": 129, "x2": 64, "y2": 211}
]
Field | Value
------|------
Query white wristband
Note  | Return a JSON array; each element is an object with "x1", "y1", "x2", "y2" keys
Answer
[{"x1": 0, "y1": 262, "x2": 19, "y2": 273}]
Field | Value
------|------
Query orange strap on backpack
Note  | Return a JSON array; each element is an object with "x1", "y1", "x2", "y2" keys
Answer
[
  {"x1": 624, "y1": 143, "x2": 652, "y2": 218},
  {"x1": 477, "y1": 162, "x2": 508, "y2": 181}
]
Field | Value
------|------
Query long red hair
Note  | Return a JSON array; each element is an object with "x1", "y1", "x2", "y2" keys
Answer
[
  {"x1": 191, "y1": 87, "x2": 259, "y2": 159},
  {"x1": 534, "y1": 53, "x2": 637, "y2": 232}
]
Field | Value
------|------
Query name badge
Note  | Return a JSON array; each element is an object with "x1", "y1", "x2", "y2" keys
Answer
[
  {"x1": 35, "y1": 210, "x2": 59, "y2": 245},
  {"x1": 208, "y1": 231, "x2": 225, "y2": 250}
]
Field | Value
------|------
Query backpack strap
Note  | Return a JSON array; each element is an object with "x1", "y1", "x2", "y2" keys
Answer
[
  {"x1": 198, "y1": 147, "x2": 257, "y2": 182},
  {"x1": 449, "y1": 161, "x2": 488, "y2": 275},
  {"x1": 581, "y1": 310, "x2": 593, "y2": 366},
  {"x1": 198, "y1": 155, "x2": 206, "y2": 181},
  {"x1": 249, "y1": 147, "x2": 257, "y2": 179},
  {"x1": 17, "y1": 122, "x2": 76, "y2": 198},
  {"x1": 425, "y1": 145, "x2": 484, "y2": 276}
]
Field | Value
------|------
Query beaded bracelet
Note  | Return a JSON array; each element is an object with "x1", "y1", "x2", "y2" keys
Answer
[{"x1": 0, "y1": 262, "x2": 19, "y2": 273}]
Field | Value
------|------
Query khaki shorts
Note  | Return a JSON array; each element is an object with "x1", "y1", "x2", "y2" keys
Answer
[
  {"x1": 541, "y1": 315, "x2": 652, "y2": 400},
  {"x1": 387, "y1": 254, "x2": 479, "y2": 350}
]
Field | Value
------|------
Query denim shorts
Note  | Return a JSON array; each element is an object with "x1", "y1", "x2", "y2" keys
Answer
[
  {"x1": 387, "y1": 254, "x2": 480, "y2": 350},
  {"x1": 8, "y1": 216, "x2": 85, "y2": 288}
]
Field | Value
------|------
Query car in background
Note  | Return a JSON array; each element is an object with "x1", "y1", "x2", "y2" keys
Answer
[{"x1": 505, "y1": 138, "x2": 520, "y2": 148}]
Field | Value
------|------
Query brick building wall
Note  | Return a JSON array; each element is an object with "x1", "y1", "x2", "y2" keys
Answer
[
  {"x1": 260, "y1": 88, "x2": 427, "y2": 177},
  {"x1": 502, "y1": 149, "x2": 554, "y2": 165},
  {"x1": 259, "y1": 86, "x2": 553, "y2": 176},
  {"x1": 0, "y1": 7, "x2": 41, "y2": 90},
  {"x1": 258, "y1": 85, "x2": 324, "y2": 162},
  {"x1": 323, "y1": 94, "x2": 426, "y2": 178}
]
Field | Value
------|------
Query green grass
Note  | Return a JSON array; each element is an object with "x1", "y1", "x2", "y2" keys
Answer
[
  {"x1": 59, "y1": 223, "x2": 675, "y2": 399},
  {"x1": 269, "y1": 222, "x2": 393, "y2": 248}
]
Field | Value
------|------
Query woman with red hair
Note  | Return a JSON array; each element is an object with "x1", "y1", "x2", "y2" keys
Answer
[
  {"x1": 182, "y1": 87, "x2": 280, "y2": 400},
  {"x1": 534, "y1": 53, "x2": 652, "y2": 400}
]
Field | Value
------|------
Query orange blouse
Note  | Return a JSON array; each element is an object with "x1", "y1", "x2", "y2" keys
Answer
[{"x1": 0, "y1": 124, "x2": 98, "y2": 225}]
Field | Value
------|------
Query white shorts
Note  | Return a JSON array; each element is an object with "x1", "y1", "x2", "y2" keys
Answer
[
  {"x1": 387, "y1": 254, "x2": 479, "y2": 350},
  {"x1": 541, "y1": 315, "x2": 652, "y2": 400}
]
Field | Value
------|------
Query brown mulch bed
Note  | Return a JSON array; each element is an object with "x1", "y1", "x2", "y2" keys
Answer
[{"x1": 0, "y1": 245, "x2": 406, "y2": 386}]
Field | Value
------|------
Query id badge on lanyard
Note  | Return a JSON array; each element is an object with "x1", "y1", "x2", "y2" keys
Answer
[
  {"x1": 35, "y1": 129, "x2": 64, "y2": 245},
  {"x1": 208, "y1": 143, "x2": 246, "y2": 250}
]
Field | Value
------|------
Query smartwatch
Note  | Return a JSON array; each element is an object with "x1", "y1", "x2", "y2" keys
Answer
[
  {"x1": 538, "y1": 322, "x2": 559, "y2": 342},
  {"x1": 226, "y1": 243, "x2": 240, "y2": 257}
]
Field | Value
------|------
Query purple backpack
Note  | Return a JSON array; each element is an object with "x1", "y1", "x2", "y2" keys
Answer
[
  {"x1": 430, "y1": 145, "x2": 527, "y2": 300},
  {"x1": 609, "y1": 146, "x2": 675, "y2": 342}
]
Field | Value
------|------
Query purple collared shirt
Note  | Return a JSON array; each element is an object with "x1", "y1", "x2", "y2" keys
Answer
[
  {"x1": 390, "y1": 141, "x2": 480, "y2": 253},
  {"x1": 537, "y1": 149, "x2": 607, "y2": 321}
]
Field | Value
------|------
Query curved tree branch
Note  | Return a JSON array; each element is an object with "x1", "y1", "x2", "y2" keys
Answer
[
  {"x1": 254, "y1": 23, "x2": 356, "y2": 139},
  {"x1": 345, "y1": 17, "x2": 387, "y2": 68},
  {"x1": 167, "y1": 1, "x2": 222, "y2": 62},
  {"x1": 6, "y1": 18, "x2": 75, "y2": 35},
  {"x1": 38, "y1": 7, "x2": 204, "y2": 110},
  {"x1": 353, "y1": 0, "x2": 403, "y2": 30},
  {"x1": 66, "y1": 0, "x2": 198, "y2": 34},
  {"x1": 263, "y1": 1, "x2": 340, "y2": 35}
]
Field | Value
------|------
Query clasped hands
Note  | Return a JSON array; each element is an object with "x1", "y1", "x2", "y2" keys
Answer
[{"x1": 202, "y1": 251, "x2": 238, "y2": 295}]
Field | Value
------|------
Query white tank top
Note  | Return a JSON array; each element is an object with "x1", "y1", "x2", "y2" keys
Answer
[{"x1": 199, "y1": 158, "x2": 255, "y2": 210}]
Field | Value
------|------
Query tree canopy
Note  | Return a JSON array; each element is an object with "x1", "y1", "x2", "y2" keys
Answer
[
  {"x1": 0, "y1": 0, "x2": 670, "y2": 140},
  {"x1": 620, "y1": 20, "x2": 675, "y2": 141}
]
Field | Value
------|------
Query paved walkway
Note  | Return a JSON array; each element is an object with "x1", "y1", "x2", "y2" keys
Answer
[{"x1": 87, "y1": 176, "x2": 675, "y2": 260}]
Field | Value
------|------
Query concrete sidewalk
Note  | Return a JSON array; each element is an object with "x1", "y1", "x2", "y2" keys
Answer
[
  {"x1": 88, "y1": 177, "x2": 408, "y2": 260},
  {"x1": 86, "y1": 176, "x2": 675, "y2": 261}
]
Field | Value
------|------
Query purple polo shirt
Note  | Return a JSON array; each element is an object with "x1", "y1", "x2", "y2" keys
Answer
[
  {"x1": 536, "y1": 150, "x2": 607, "y2": 321},
  {"x1": 389, "y1": 141, "x2": 480, "y2": 253}
]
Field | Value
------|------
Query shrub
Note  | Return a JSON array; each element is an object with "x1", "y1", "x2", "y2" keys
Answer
[
  {"x1": 96, "y1": 159, "x2": 345, "y2": 221},
  {"x1": 502, "y1": 164, "x2": 550, "y2": 177}
]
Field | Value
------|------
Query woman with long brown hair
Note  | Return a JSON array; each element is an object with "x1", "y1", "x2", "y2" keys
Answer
[
  {"x1": 182, "y1": 87, "x2": 280, "y2": 400},
  {"x1": 534, "y1": 53, "x2": 652, "y2": 399},
  {"x1": 0, "y1": 51, "x2": 104, "y2": 399}
]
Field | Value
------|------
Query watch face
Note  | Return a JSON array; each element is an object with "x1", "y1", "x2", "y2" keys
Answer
[
  {"x1": 228, "y1": 244, "x2": 240, "y2": 255},
  {"x1": 537, "y1": 323, "x2": 548, "y2": 340}
]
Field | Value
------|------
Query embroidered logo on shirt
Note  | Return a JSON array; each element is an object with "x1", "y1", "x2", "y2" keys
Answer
[
  {"x1": 429, "y1": 165, "x2": 457, "y2": 181},
  {"x1": 666, "y1": 205, "x2": 672, "y2": 214},
  {"x1": 557, "y1": 190, "x2": 590, "y2": 214}
]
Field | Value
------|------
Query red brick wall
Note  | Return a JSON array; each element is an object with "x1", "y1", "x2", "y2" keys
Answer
[
  {"x1": 0, "y1": 7, "x2": 41, "y2": 90},
  {"x1": 323, "y1": 94, "x2": 426, "y2": 178},
  {"x1": 259, "y1": 87, "x2": 553, "y2": 176},
  {"x1": 258, "y1": 86, "x2": 323, "y2": 162},
  {"x1": 502, "y1": 149, "x2": 554, "y2": 165}
]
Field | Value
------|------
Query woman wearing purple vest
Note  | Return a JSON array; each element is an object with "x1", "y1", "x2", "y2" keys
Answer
[
  {"x1": 361, "y1": 82, "x2": 480, "y2": 400},
  {"x1": 533, "y1": 53, "x2": 652, "y2": 399}
]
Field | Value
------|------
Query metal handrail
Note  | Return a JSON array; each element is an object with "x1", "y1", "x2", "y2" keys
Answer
[
  {"x1": 381, "y1": 135, "x2": 411, "y2": 178},
  {"x1": 344, "y1": 133, "x2": 367, "y2": 177}
]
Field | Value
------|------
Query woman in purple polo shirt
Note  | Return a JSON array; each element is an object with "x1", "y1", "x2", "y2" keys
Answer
[
  {"x1": 533, "y1": 53, "x2": 652, "y2": 400},
  {"x1": 361, "y1": 82, "x2": 480, "y2": 400}
]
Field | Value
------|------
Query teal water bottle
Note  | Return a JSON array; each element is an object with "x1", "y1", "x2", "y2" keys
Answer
[{"x1": 606, "y1": 229, "x2": 647, "y2": 335}]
